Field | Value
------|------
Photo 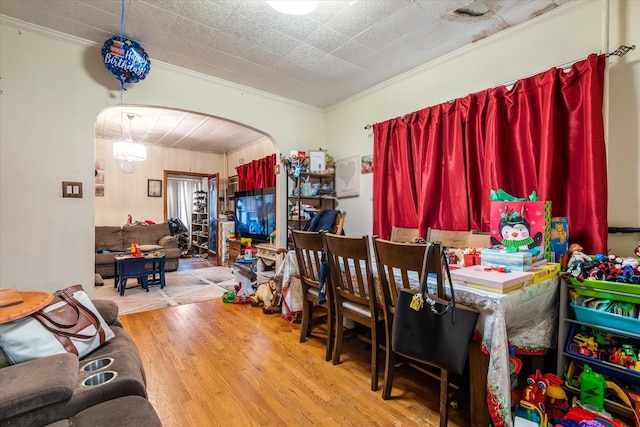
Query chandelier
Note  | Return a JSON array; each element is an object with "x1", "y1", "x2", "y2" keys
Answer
[{"x1": 113, "y1": 113, "x2": 147, "y2": 162}]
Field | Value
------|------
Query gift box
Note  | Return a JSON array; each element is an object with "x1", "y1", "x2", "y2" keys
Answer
[
  {"x1": 481, "y1": 248, "x2": 533, "y2": 271},
  {"x1": 490, "y1": 200, "x2": 551, "y2": 261},
  {"x1": 531, "y1": 262, "x2": 560, "y2": 284},
  {"x1": 450, "y1": 265, "x2": 533, "y2": 293},
  {"x1": 549, "y1": 217, "x2": 569, "y2": 263}
]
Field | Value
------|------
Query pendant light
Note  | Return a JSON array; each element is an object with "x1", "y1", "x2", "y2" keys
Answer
[{"x1": 113, "y1": 113, "x2": 147, "y2": 162}]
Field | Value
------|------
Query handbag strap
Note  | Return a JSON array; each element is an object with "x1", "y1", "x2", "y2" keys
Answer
[
  {"x1": 31, "y1": 286, "x2": 106, "y2": 355},
  {"x1": 418, "y1": 243, "x2": 457, "y2": 320}
]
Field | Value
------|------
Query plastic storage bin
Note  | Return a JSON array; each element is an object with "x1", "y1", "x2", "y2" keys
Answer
[{"x1": 571, "y1": 303, "x2": 640, "y2": 336}]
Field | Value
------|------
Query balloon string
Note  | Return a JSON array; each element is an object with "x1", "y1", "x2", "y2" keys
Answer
[
  {"x1": 119, "y1": 0, "x2": 126, "y2": 90},
  {"x1": 119, "y1": 0, "x2": 124, "y2": 42}
]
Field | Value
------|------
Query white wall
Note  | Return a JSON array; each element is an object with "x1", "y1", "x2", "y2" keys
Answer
[
  {"x1": 94, "y1": 139, "x2": 225, "y2": 225},
  {"x1": 226, "y1": 136, "x2": 277, "y2": 176},
  {"x1": 0, "y1": 19, "x2": 324, "y2": 296},
  {"x1": 325, "y1": 0, "x2": 640, "y2": 254}
]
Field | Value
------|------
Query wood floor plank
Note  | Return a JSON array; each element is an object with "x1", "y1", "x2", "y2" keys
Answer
[{"x1": 120, "y1": 299, "x2": 471, "y2": 426}]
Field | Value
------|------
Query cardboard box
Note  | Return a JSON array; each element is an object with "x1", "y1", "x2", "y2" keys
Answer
[
  {"x1": 531, "y1": 262, "x2": 560, "y2": 284},
  {"x1": 549, "y1": 217, "x2": 569, "y2": 263},
  {"x1": 490, "y1": 200, "x2": 551, "y2": 261},
  {"x1": 450, "y1": 265, "x2": 533, "y2": 293},
  {"x1": 481, "y1": 248, "x2": 533, "y2": 271}
]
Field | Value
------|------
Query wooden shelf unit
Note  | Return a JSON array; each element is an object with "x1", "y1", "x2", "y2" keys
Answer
[
  {"x1": 286, "y1": 169, "x2": 336, "y2": 248},
  {"x1": 191, "y1": 190, "x2": 209, "y2": 257},
  {"x1": 556, "y1": 279, "x2": 640, "y2": 423}
]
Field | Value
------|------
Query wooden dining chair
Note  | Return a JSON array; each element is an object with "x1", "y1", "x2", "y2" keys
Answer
[
  {"x1": 389, "y1": 226, "x2": 420, "y2": 243},
  {"x1": 322, "y1": 232, "x2": 382, "y2": 391},
  {"x1": 291, "y1": 230, "x2": 335, "y2": 361},
  {"x1": 371, "y1": 236, "x2": 426, "y2": 400},
  {"x1": 426, "y1": 228, "x2": 471, "y2": 249}
]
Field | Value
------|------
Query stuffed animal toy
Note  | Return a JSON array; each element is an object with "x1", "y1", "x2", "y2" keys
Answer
[{"x1": 251, "y1": 280, "x2": 279, "y2": 313}]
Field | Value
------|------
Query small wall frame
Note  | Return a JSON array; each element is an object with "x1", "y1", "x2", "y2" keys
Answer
[
  {"x1": 309, "y1": 150, "x2": 326, "y2": 173},
  {"x1": 147, "y1": 179, "x2": 162, "y2": 197}
]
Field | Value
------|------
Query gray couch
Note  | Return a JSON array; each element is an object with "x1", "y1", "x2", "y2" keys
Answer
[
  {"x1": 0, "y1": 300, "x2": 162, "y2": 427},
  {"x1": 95, "y1": 223, "x2": 181, "y2": 278}
]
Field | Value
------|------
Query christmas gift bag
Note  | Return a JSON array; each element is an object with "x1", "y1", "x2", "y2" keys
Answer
[{"x1": 489, "y1": 200, "x2": 552, "y2": 261}]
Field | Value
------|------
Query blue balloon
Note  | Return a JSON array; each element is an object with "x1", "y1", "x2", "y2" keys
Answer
[{"x1": 102, "y1": 36, "x2": 151, "y2": 87}]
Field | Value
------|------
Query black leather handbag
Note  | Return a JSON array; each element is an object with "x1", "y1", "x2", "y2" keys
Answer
[{"x1": 392, "y1": 243, "x2": 479, "y2": 375}]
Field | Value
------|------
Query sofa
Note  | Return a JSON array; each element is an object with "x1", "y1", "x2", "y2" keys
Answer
[
  {"x1": 95, "y1": 223, "x2": 182, "y2": 278},
  {"x1": 0, "y1": 299, "x2": 162, "y2": 427}
]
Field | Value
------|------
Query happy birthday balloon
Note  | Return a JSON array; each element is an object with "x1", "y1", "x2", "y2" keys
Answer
[{"x1": 101, "y1": 36, "x2": 151, "y2": 87}]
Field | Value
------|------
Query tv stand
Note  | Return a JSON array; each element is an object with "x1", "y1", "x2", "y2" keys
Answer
[{"x1": 228, "y1": 239, "x2": 246, "y2": 262}]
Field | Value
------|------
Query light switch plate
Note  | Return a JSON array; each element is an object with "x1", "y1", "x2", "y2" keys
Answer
[{"x1": 62, "y1": 181, "x2": 83, "y2": 198}]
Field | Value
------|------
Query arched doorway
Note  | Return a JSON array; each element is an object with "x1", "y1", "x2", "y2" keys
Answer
[{"x1": 94, "y1": 105, "x2": 277, "y2": 265}]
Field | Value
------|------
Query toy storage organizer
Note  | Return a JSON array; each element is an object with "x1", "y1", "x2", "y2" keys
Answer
[{"x1": 557, "y1": 278, "x2": 640, "y2": 422}]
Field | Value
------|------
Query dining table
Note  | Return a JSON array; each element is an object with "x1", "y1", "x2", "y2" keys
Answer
[{"x1": 274, "y1": 250, "x2": 560, "y2": 427}]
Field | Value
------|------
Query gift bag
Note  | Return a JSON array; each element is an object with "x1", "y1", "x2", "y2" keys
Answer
[
  {"x1": 489, "y1": 200, "x2": 552, "y2": 261},
  {"x1": 392, "y1": 243, "x2": 479, "y2": 375}
]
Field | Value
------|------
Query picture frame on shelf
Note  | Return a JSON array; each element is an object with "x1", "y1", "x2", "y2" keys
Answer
[
  {"x1": 309, "y1": 150, "x2": 326, "y2": 173},
  {"x1": 148, "y1": 179, "x2": 162, "y2": 197}
]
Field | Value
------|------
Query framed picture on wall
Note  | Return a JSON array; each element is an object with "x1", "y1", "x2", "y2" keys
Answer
[
  {"x1": 148, "y1": 179, "x2": 162, "y2": 197},
  {"x1": 309, "y1": 150, "x2": 326, "y2": 173}
]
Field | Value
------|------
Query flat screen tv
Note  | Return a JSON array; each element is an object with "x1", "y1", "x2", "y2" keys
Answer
[{"x1": 234, "y1": 187, "x2": 276, "y2": 243}]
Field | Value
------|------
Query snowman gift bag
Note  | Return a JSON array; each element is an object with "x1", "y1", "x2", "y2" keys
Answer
[{"x1": 489, "y1": 200, "x2": 552, "y2": 262}]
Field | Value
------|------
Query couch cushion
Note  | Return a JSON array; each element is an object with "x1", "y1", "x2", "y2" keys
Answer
[
  {"x1": 0, "y1": 353, "x2": 78, "y2": 420},
  {"x1": 95, "y1": 226, "x2": 124, "y2": 252},
  {"x1": 138, "y1": 244, "x2": 163, "y2": 252},
  {"x1": 45, "y1": 396, "x2": 162, "y2": 427},
  {"x1": 122, "y1": 223, "x2": 171, "y2": 246}
]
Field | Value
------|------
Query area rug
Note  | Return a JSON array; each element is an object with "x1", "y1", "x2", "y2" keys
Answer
[{"x1": 94, "y1": 266, "x2": 237, "y2": 315}]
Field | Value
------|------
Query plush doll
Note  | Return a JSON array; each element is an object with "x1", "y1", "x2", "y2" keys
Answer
[{"x1": 251, "y1": 280, "x2": 279, "y2": 313}]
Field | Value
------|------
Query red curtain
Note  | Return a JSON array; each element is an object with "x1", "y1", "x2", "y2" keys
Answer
[
  {"x1": 236, "y1": 154, "x2": 276, "y2": 191},
  {"x1": 373, "y1": 54, "x2": 607, "y2": 253}
]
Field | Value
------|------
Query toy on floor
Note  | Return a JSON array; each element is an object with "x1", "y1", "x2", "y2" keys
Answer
[
  {"x1": 251, "y1": 280, "x2": 281, "y2": 314},
  {"x1": 514, "y1": 370, "x2": 564, "y2": 427},
  {"x1": 222, "y1": 283, "x2": 254, "y2": 304}
]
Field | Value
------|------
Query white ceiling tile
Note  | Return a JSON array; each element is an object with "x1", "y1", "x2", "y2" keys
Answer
[
  {"x1": 78, "y1": 0, "x2": 126, "y2": 16},
  {"x1": 330, "y1": 40, "x2": 382, "y2": 69},
  {"x1": 304, "y1": 25, "x2": 349, "y2": 53},
  {"x1": 285, "y1": 42, "x2": 327, "y2": 70},
  {"x1": 176, "y1": 0, "x2": 233, "y2": 28},
  {"x1": 219, "y1": 11, "x2": 299, "y2": 56},
  {"x1": 324, "y1": 0, "x2": 410, "y2": 38},
  {"x1": 208, "y1": 32, "x2": 280, "y2": 67},
  {"x1": 486, "y1": 0, "x2": 558, "y2": 27},
  {"x1": 163, "y1": 34, "x2": 207, "y2": 58},
  {"x1": 171, "y1": 16, "x2": 218, "y2": 44},
  {"x1": 141, "y1": 0, "x2": 186, "y2": 15}
]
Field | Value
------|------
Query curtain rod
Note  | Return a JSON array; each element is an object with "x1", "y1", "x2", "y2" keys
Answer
[{"x1": 363, "y1": 44, "x2": 635, "y2": 131}]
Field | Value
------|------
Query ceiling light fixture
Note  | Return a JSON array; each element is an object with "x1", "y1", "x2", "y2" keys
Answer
[
  {"x1": 267, "y1": 1, "x2": 319, "y2": 15},
  {"x1": 113, "y1": 113, "x2": 147, "y2": 162}
]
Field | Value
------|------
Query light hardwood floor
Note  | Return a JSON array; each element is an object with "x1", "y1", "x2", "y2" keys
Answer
[{"x1": 120, "y1": 299, "x2": 472, "y2": 426}]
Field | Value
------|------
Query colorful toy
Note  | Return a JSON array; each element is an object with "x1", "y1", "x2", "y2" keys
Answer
[
  {"x1": 130, "y1": 242, "x2": 141, "y2": 257},
  {"x1": 514, "y1": 370, "x2": 563, "y2": 426},
  {"x1": 251, "y1": 280, "x2": 280, "y2": 314},
  {"x1": 545, "y1": 380, "x2": 569, "y2": 420}
]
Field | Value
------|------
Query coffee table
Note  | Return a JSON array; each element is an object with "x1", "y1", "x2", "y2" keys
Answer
[{"x1": 113, "y1": 253, "x2": 166, "y2": 295}]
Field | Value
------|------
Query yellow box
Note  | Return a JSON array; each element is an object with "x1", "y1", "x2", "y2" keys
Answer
[{"x1": 531, "y1": 262, "x2": 560, "y2": 284}]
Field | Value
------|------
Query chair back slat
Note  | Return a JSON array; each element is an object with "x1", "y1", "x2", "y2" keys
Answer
[
  {"x1": 372, "y1": 237, "x2": 426, "y2": 313},
  {"x1": 323, "y1": 233, "x2": 376, "y2": 312},
  {"x1": 292, "y1": 230, "x2": 324, "y2": 291}
]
